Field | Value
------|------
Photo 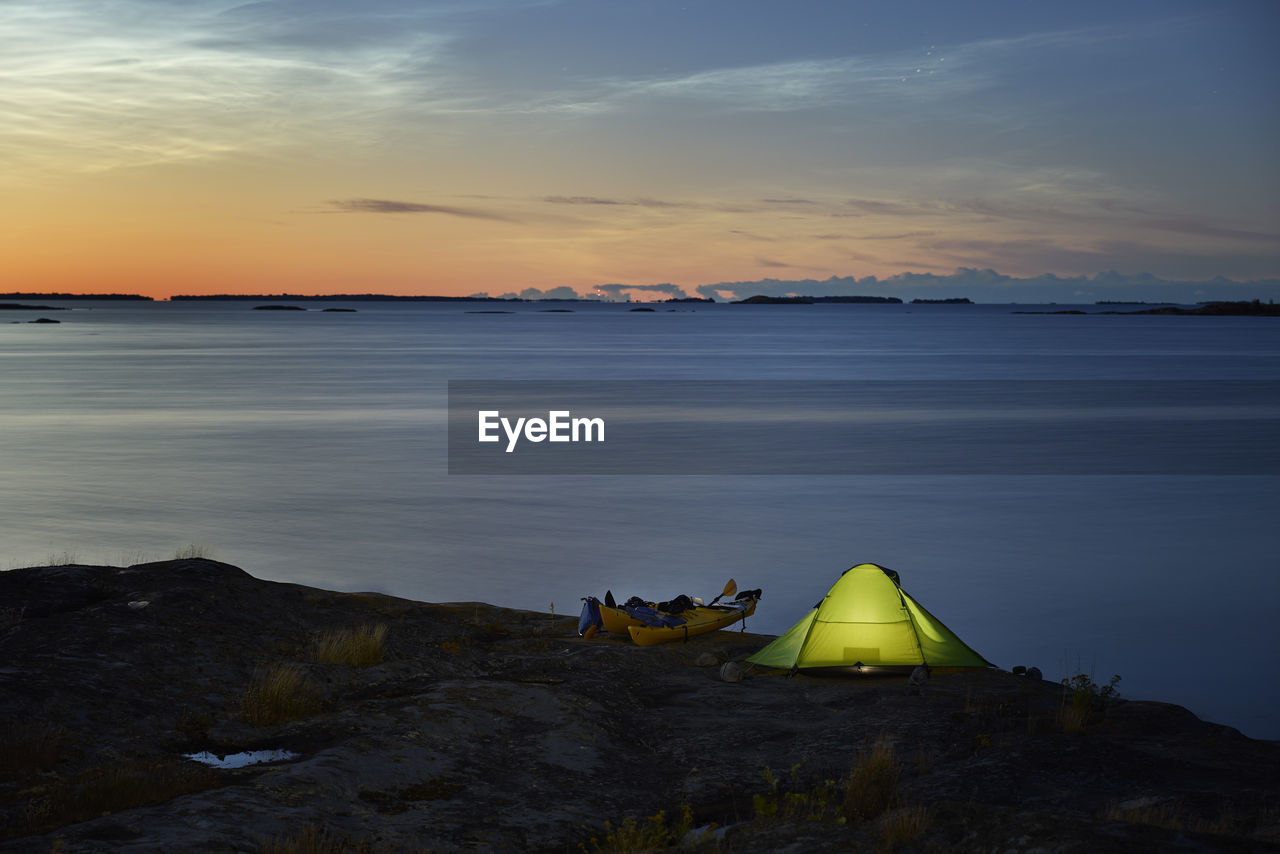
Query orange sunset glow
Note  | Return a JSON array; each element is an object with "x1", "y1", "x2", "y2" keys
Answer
[{"x1": 2, "y1": 2, "x2": 1277, "y2": 302}]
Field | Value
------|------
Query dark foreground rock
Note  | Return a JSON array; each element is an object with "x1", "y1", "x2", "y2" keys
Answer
[{"x1": 1, "y1": 560, "x2": 1276, "y2": 853}]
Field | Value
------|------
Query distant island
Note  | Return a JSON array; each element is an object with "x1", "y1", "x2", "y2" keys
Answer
[
  {"x1": 0, "y1": 293, "x2": 152, "y2": 301},
  {"x1": 0, "y1": 303, "x2": 67, "y2": 311},
  {"x1": 732, "y1": 295, "x2": 814, "y2": 304},
  {"x1": 911, "y1": 297, "x2": 973, "y2": 304},
  {"x1": 1126, "y1": 300, "x2": 1279, "y2": 316},
  {"x1": 1017, "y1": 300, "x2": 1279, "y2": 317},
  {"x1": 731, "y1": 295, "x2": 902, "y2": 305},
  {"x1": 169, "y1": 294, "x2": 598, "y2": 303}
]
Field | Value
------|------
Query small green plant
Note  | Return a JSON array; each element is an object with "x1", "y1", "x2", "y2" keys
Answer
[
  {"x1": 240, "y1": 663, "x2": 323, "y2": 726},
  {"x1": 752, "y1": 763, "x2": 844, "y2": 823},
  {"x1": 311, "y1": 624, "x2": 387, "y2": 668},
  {"x1": 1062, "y1": 671, "x2": 1122, "y2": 699},
  {"x1": 752, "y1": 766, "x2": 781, "y2": 818},
  {"x1": 174, "y1": 542, "x2": 215, "y2": 560},
  {"x1": 579, "y1": 806, "x2": 693, "y2": 853},
  {"x1": 1060, "y1": 671, "x2": 1121, "y2": 732},
  {"x1": 844, "y1": 736, "x2": 898, "y2": 822}
]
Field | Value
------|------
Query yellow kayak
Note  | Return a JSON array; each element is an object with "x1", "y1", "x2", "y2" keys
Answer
[
  {"x1": 627, "y1": 594, "x2": 759, "y2": 647},
  {"x1": 599, "y1": 603, "x2": 643, "y2": 634}
]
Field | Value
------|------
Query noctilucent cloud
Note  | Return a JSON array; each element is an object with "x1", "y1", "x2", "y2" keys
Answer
[{"x1": 3, "y1": 0, "x2": 1277, "y2": 300}]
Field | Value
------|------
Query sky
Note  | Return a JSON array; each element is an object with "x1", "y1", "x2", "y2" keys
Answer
[{"x1": 2, "y1": 0, "x2": 1278, "y2": 301}]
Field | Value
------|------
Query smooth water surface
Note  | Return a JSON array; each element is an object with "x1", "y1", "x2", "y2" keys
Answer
[{"x1": 3, "y1": 300, "x2": 1277, "y2": 738}]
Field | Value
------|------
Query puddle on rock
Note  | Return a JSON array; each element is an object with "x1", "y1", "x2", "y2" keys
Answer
[{"x1": 184, "y1": 749, "x2": 299, "y2": 769}]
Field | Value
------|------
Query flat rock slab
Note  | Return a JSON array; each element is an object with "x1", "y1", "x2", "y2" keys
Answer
[{"x1": 1, "y1": 559, "x2": 1277, "y2": 852}]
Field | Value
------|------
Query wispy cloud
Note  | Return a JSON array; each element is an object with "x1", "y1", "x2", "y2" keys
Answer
[
  {"x1": 1140, "y1": 219, "x2": 1280, "y2": 244},
  {"x1": 542, "y1": 195, "x2": 690, "y2": 208},
  {"x1": 0, "y1": 0, "x2": 463, "y2": 176},
  {"x1": 500, "y1": 24, "x2": 1124, "y2": 118},
  {"x1": 855, "y1": 231, "x2": 938, "y2": 241},
  {"x1": 846, "y1": 199, "x2": 941, "y2": 217},
  {"x1": 729, "y1": 230, "x2": 779, "y2": 242},
  {"x1": 543, "y1": 196, "x2": 626, "y2": 206},
  {"x1": 329, "y1": 198, "x2": 514, "y2": 221}
]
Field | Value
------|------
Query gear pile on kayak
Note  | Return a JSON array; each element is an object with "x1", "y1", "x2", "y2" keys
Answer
[{"x1": 578, "y1": 579, "x2": 761, "y2": 646}]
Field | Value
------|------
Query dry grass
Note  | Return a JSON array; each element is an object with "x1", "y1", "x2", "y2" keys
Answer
[
  {"x1": 0, "y1": 719, "x2": 74, "y2": 780},
  {"x1": 1105, "y1": 799, "x2": 1279, "y2": 841},
  {"x1": 844, "y1": 737, "x2": 899, "y2": 822},
  {"x1": 439, "y1": 639, "x2": 466, "y2": 655},
  {"x1": 241, "y1": 663, "x2": 324, "y2": 726},
  {"x1": 258, "y1": 824, "x2": 377, "y2": 854},
  {"x1": 174, "y1": 542, "x2": 216, "y2": 560},
  {"x1": 11, "y1": 758, "x2": 220, "y2": 841},
  {"x1": 1105, "y1": 800, "x2": 1182, "y2": 830},
  {"x1": 1059, "y1": 699, "x2": 1091, "y2": 733},
  {"x1": 880, "y1": 805, "x2": 932, "y2": 850},
  {"x1": 312, "y1": 624, "x2": 387, "y2": 668}
]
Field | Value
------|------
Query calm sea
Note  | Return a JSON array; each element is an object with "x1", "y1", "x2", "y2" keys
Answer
[{"x1": 3, "y1": 300, "x2": 1277, "y2": 738}]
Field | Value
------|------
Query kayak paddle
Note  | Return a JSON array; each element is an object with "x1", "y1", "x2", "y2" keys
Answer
[{"x1": 708, "y1": 578, "x2": 737, "y2": 606}]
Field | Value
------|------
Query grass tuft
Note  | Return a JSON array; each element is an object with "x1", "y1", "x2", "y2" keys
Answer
[
  {"x1": 1104, "y1": 798, "x2": 1279, "y2": 841},
  {"x1": 312, "y1": 624, "x2": 387, "y2": 668},
  {"x1": 0, "y1": 719, "x2": 74, "y2": 780},
  {"x1": 259, "y1": 823, "x2": 377, "y2": 854},
  {"x1": 844, "y1": 736, "x2": 898, "y2": 822},
  {"x1": 10, "y1": 758, "x2": 220, "y2": 841},
  {"x1": 175, "y1": 542, "x2": 216, "y2": 560},
  {"x1": 880, "y1": 805, "x2": 932, "y2": 850},
  {"x1": 240, "y1": 663, "x2": 324, "y2": 726}
]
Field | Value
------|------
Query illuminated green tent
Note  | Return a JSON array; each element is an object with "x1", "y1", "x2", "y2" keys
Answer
[{"x1": 747, "y1": 563, "x2": 994, "y2": 673}]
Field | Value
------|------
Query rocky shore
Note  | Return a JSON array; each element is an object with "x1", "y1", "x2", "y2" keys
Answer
[{"x1": 2, "y1": 559, "x2": 1277, "y2": 852}]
